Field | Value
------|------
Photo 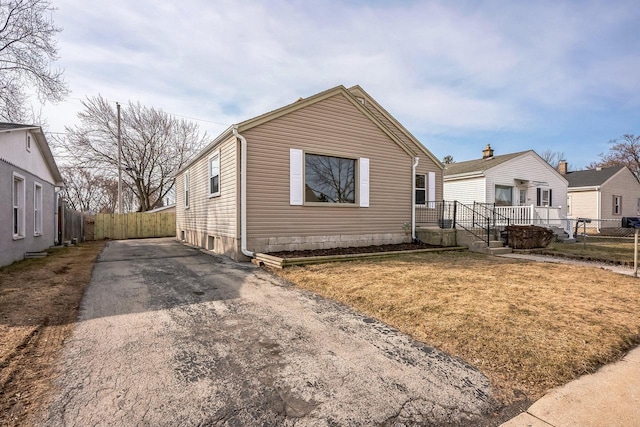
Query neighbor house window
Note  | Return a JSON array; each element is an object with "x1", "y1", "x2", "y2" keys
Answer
[
  {"x1": 208, "y1": 152, "x2": 220, "y2": 197},
  {"x1": 613, "y1": 195, "x2": 622, "y2": 215},
  {"x1": 184, "y1": 170, "x2": 190, "y2": 208},
  {"x1": 536, "y1": 188, "x2": 552, "y2": 207},
  {"x1": 415, "y1": 174, "x2": 426, "y2": 205},
  {"x1": 305, "y1": 153, "x2": 356, "y2": 203},
  {"x1": 495, "y1": 185, "x2": 513, "y2": 206},
  {"x1": 12, "y1": 173, "x2": 25, "y2": 239},
  {"x1": 34, "y1": 182, "x2": 42, "y2": 235}
]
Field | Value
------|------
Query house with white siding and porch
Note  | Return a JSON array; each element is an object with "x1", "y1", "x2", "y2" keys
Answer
[
  {"x1": 1, "y1": 123, "x2": 64, "y2": 267},
  {"x1": 175, "y1": 85, "x2": 443, "y2": 261},
  {"x1": 443, "y1": 145, "x2": 569, "y2": 226}
]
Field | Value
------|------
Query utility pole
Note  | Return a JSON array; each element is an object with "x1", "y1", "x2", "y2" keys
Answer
[{"x1": 117, "y1": 102, "x2": 123, "y2": 214}]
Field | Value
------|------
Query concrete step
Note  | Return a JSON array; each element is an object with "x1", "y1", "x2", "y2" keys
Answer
[
  {"x1": 489, "y1": 240, "x2": 504, "y2": 248},
  {"x1": 489, "y1": 246, "x2": 512, "y2": 255}
]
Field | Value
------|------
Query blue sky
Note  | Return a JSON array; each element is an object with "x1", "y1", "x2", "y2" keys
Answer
[{"x1": 40, "y1": 0, "x2": 640, "y2": 170}]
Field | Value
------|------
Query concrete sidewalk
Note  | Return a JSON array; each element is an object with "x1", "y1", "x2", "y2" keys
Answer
[
  {"x1": 497, "y1": 252, "x2": 637, "y2": 277},
  {"x1": 501, "y1": 346, "x2": 640, "y2": 426}
]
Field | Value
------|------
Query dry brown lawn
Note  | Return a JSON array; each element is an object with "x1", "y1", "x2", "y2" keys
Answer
[
  {"x1": 274, "y1": 251, "x2": 640, "y2": 404},
  {"x1": 543, "y1": 238, "x2": 635, "y2": 264},
  {"x1": 0, "y1": 240, "x2": 105, "y2": 427}
]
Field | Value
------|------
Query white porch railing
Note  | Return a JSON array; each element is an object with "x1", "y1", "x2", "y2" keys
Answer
[{"x1": 495, "y1": 205, "x2": 574, "y2": 239}]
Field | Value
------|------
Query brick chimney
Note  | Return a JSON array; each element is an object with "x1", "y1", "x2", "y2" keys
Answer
[
  {"x1": 482, "y1": 144, "x2": 494, "y2": 159},
  {"x1": 558, "y1": 160, "x2": 568, "y2": 175}
]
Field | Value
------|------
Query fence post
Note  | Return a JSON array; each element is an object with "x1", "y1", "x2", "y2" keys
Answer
[
  {"x1": 453, "y1": 201, "x2": 457, "y2": 229},
  {"x1": 486, "y1": 216, "x2": 490, "y2": 246}
]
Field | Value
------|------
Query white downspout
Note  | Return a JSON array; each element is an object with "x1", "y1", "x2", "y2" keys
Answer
[
  {"x1": 411, "y1": 157, "x2": 419, "y2": 241},
  {"x1": 233, "y1": 125, "x2": 254, "y2": 258},
  {"x1": 596, "y1": 186, "x2": 601, "y2": 233}
]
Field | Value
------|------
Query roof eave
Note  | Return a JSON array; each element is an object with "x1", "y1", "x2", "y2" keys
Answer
[
  {"x1": 443, "y1": 171, "x2": 485, "y2": 181},
  {"x1": 175, "y1": 126, "x2": 234, "y2": 176}
]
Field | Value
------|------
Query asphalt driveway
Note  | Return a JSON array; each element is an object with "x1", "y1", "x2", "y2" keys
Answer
[{"x1": 42, "y1": 238, "x2": 494, "y2": 426}]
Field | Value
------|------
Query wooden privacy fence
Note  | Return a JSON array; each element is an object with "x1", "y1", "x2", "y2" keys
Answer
[{"x1": 94, "y1": 212, "x2": 176, "y2": 240}]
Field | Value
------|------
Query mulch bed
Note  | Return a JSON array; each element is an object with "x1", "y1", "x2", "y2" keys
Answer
[{"x1": 268, "y1": 242, "x2": 441, "y2": 259}]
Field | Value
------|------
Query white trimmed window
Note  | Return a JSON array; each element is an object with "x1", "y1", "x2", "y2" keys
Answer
[
  {"x1": 289, "y1": 149, "x2": 369, "y2": 207},
  {"x1": 613, "y1": 195, "x2": 622, "y2": 215},
  {"x1": 415, "y1": 174, "x2": 426, "y2": 205},
  {"x1": 184, "y1": 170, "x2": 190, "y2": 208},
  {"x1": 208, "y1": 151, "x2": 220, "y2": 197},
  {"x1": 34, "y1": 182, "x2": 42, "y2": 235},
  {"x1": 495, "y1": 185, "x2": 513, "y2": 206},
  {"x1": 12, "y1": 173, "x2": 25, "y2": 239}
]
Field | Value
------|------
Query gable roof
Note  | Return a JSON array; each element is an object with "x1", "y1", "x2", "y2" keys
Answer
[
  {"x1": 347, "y1": 85, "x2": 443, "y2": 169},
  {"x1": 564, "y1": 166, "x2": 627, "y2": 188},
  {"x1": 0, "y1": 122, "x2": 64, "y2": 185},
  {"x1": 443, "y1": 151, "x2": 530, "y2": 177},
  {"x1": 179, "y1": 85, "x2": 433, "y2": 173}
]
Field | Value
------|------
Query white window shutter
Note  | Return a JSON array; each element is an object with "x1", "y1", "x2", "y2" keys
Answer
[
  {"x1": 359, "y1": 157, "x2": 370, "y2": 207},
  {"x1": 428, "y1": 171, "x2": 436, "y2": 206},
  {"x1": 290, "y1": 149, "x2": 303, "y2": 205}
]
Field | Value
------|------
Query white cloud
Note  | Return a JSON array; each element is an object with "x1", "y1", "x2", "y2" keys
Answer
[{"x1": 37, "y1": 0, "x2": 640, "y2": 157}]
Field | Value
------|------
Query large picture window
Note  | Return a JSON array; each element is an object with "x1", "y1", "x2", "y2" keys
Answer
[
  {"x1": 495, "y1": 185, "x2": 513, "y2": 206},
  {"x1": 208, "y1": 152, "x2": 220, "y2": 197},
  {"x1": 305, "y1": 154, "x2": 356, "y2": 204}
]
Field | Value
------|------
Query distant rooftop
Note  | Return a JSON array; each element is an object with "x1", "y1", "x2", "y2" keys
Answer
[
  {"x1": 565, "y1": 166, "x2": 624, "y2": 187},
  {"x1": 444, "y1": 150, "x2": 530, "y2": 176},
  {"x1": 0, "y1": 122, "x2": 36, "y2": 130}
]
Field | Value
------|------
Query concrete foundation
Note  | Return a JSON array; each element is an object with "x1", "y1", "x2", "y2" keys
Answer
[{"x1": 415, "y1": 227, "x2": 457, "y2": 247}]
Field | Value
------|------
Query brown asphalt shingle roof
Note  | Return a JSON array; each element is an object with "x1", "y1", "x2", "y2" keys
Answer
[{"x1": 443, "y1": 151, "x2": 531, "y2": 176}]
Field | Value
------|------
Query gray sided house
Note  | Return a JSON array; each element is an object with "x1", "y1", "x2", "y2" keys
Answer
[
  {"x1": 175, "y1": 85, "x2": 443, "y2": 260},
  {"x1": 564, "y1": 165, "x2": 640, "y2": 222},
  {"x1": 1, "y1": 123, "x2": 64, "y2": 267}
]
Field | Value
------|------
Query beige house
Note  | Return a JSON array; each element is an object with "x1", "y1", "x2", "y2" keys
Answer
[
  {"x1": 564, "y1": 165, "x2": 640, "y2": 227},
  {"x1": 175, "y1": 85, "x2": 442, "y2": 260}
]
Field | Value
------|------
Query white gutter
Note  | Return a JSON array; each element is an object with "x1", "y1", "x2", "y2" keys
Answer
[
  {"x1": 411, "y1": 157, "x2": 419, "y2": 241},
  {"x1": 233, "y1": 126, "x2": 254, "y2": 258}
]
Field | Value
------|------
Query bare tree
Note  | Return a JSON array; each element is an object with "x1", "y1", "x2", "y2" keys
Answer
[
  {"x1": 540, "y1": 150, "x2": 565, "y2": 169},
  {"x1": 0, "y1": 0, "x2": 69, "y2": 122},
  {"x1": 61, "y1": 166, "x2": 118, "y2": 213},
  {"x1": 589, "y1": 134, "x2": 640, "y2": 179},
  {"x1": 61, "y1": 95, "x2": 207, "y2": 211},
  {"x1": 305, "y1": 155, "x2": 355, "y2": 203}
]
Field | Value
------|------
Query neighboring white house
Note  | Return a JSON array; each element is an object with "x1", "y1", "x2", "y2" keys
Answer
[
  {"x1": 564, "y1": 165, "x2": 640, "y2": 229},
  {"x1": 1, "y1": 123, "x2": 64, "y2": 267},
  {"x1": 444, "y1": 145, "x2": 569, "y2": 223}
]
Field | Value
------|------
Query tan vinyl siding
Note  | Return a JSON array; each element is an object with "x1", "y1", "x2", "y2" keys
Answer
[
  {"x1": 244, "y1": 93, "x2": 414, "y2": 247},
  {"x1": 600, "y1": 168, "x2": 640, "y2": 220},
  {"x1": 567, "y1": 190, "x2": 599, "y2": 220},
  {"x1": 358, "y1": 101, "x2": 442, "y2": 200},
  {"x1": 175, "y1": 136, "x2": 238, "y2": 253}
]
